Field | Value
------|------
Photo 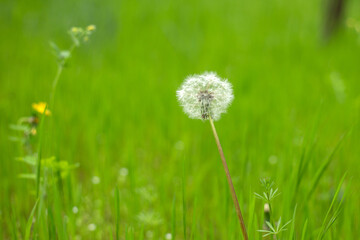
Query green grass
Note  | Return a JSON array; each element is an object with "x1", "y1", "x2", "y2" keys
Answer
[{"x1": 1, "y1": 0, "x2": 360, "y2": 239}]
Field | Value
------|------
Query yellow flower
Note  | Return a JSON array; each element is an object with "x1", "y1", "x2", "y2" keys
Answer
[
  {"x1": 71, "y1": 27, "x2": 80, "y2": 33},
  {"x1": 30, "y1": 128, "x2": 37, "y2": 135},
  {"x1": 86, "y1": 25, "x2": 96, "y2": 31},
  {"x1": 32, "y1": 102, "x2": 51, "y2": 116}
]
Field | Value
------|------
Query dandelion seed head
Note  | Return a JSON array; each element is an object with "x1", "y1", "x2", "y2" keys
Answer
[
  {"x1": 174, "y1": 140, "x2": 184, "y2": 151},
  {"x1": 176, "y1": 72, "x2": 234, "y2": 121},
  {"x1": 72, "y1": 206, "x2": 79, "y2": 214},
  {"x1": 268, "y1": 155, "x2": 278, "y2": 165},
  {"x1": 119, "y1": 168, "x2": 129, "y2": 177},
  {"x1": 91, "y1": 176, "x2": 100, "y2": 185},
  {"x1": 87, "y1": 223, "x2": 96, "y2": 231},
  {"x1": 146, "y1": 230, "x2": 154, "y2": 239}
]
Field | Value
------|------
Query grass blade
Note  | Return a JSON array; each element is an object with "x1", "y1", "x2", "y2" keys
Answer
[
  {"x1": 25, "y1": 199, "x2": 39, "y2": 240},
  {"x1": 317, "y1": 172, "x2": 347, "y2": 240},
  {"x1": 307, "y1": 131, "x2": 349, "y2": 199},
  {"x1": 115, "y1": 187, "x2": 120, "y2": 240},
  {"x1": 289, "y1": 204, "x2": 297, "y2": 239},
  {"x1": 182, "y1": 158, "x2": 187, "y2": 240},
  {"x1": 190, "y1": 196, "x2": 198, "y2": 239},
  {"x1": 301, "y1": 219, "x2": 308, "y2": 240},
  {"x1": 171, "y1": 195, "x2": 176, "y2": 239}
]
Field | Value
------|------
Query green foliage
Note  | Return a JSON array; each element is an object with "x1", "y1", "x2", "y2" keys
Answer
[
  {"x1": 258, "y1": 217, "x2": 292, "y2": 238},
  {"x1": 254, "y1": 178, "x2": 280, "y2": 203},
  {"x1": 1, "y1": 0, "x2": 360, "y2": 239},
  {"x1": 24, "y1": 199, "x2": 38, "y2": 240},
  {"x1": 317, "y1": 173, "x2": 349, "y2": 240}
]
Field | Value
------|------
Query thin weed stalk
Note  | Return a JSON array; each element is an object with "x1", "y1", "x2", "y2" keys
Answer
[
  {"x1": 49, "y1": 43, "x2": 76, "y2": 108},
  {"x1": 209, "y1": 116, "x2": 248, "y2": 240}
]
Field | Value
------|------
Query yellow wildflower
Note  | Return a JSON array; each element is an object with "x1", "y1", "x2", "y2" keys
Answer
[
  {"x1": 32, "y1": 102, "x2": 51, "y2": 116},
  {"x1": 30, "y1": 128, "x2": 37, "y2": 135},
  {"x1": 71, "y1": 27, "x2": 80, "y2": 33},
  {"x1": 86, "y1": 25, "x2": 96, "y2": 31}
]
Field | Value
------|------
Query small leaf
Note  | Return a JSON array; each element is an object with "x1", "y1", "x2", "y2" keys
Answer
[
  {"x1": 9, "y1": 136, "x2": 25, "y2": 143},
  {"x1": 266, "y1": 221, "x2": 276, "y2": 232},
  {"x1": 254, "y1": 192, "x2": 265, "y2": 200},
  {"x1": 41, "y1": 156, "x2": 56, "y2": 167},
  {"x1": 16, "y1": 155, "x2": 37, "y2": 166},
  {"x1": 277, "y1": 217, "x2": 282, "y2": 231},
  {"x1": 49, "y1": 41, "x2": 60, "y2": 55},
  {"x1": 9, "y1": 124, "x2": 30, "y2": 132},
  {"x1": 59, "y1": 50, "x2": 71, "y2": 59},
  {"x1": 18, "y1": 173, "x2": 36, "y2": 180}
]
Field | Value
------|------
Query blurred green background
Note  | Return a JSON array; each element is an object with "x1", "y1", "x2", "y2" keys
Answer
[{"x1": 1, "y1": 0, "x2": 360, "y2": 239}]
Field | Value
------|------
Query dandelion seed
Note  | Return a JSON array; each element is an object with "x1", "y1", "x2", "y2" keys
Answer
[
  {"x1": 72, "y1": 206, "x2": 79, "y2": 214},
  {"x1": 146, "y1": 230, "x2": 154, "y2": 239},
  {"x1": 119, "y1": 168, "x2": 128, "y2": 177},
  {"x1": 268, "y1": 155, "x2": 278, "y2": 165},
  {"x1": 32, "y1": 102, "x2": 51, "y2": 116},
  {"x1": 174, "y1": 140, "x2": 184, "y2": 151},
  {"x1": 118, "y1": 168, "x2": 129, "y2": 183},
  {"x1": 88, "y1": 223, "x2": 96, "y2": 231},
  {"x1": 165, "y1": 233, "x2": 172, "y2": 239},
  {"x1": 91, "y1": 176, "x2": 100, "y2": 185},
  {"x1": 137, "y1": 211, "x2": 163, "y2": 226},
  {"x1": 176, "y1": 72, "x2": 234, "y2": 121}
]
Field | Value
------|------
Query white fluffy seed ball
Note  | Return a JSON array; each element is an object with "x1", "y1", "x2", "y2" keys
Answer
[{"x1": 176, "y1": 72, "x2": 234, "y2": 121}]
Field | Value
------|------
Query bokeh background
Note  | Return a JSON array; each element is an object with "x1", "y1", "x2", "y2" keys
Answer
[{"x1": 1, "y1": 0, "x2": 360, "y2": 239}]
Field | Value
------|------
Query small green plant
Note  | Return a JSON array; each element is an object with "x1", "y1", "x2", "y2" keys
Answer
[
  {"x1": 255, "y1": 178, "x2": 291, "y2": 239},
  {"x1": 255, "y1": 179, "x2": 280, "y2": 203},
  {"x1": 10, "y1": 25, "x2": 95, "y2": 194},
  {"x1": 9, "y1": 25, "x2": 95, "y2": 239},
  {"x1": 254, "y1": 178, "x2": 280, "y2": 219},
  {"x1": 258, "y1": 217, "x2": 292, "y2": 238},
  {"x1": 49, "y1": 24, "x2": 96, "y2": 106}
]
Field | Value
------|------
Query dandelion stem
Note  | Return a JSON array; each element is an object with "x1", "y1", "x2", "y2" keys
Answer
[{"x1": 209, "y1": 116, "x2": 248, "y2": 240}]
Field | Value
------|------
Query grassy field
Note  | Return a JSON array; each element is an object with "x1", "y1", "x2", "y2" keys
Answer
[{"x1": 1, "y1": 0, "x2": 360, "y2": 239}]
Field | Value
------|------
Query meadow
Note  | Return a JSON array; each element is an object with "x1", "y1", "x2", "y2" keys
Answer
[{"x1": 0, "y1": 0, "x2": 360, "y2": 239}]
